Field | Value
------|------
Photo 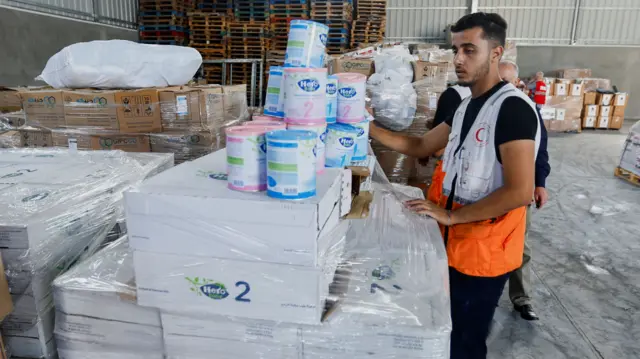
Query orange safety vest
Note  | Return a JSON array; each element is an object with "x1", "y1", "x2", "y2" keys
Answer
[
  {"x1": 437, "y1": 83, "x2": 540, "y2": 277},
  {"x1": 427, "y1": 158, "x2": 444, "y2": 204}
]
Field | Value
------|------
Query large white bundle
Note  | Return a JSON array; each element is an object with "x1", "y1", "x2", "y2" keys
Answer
[{"x1": 36, "y1": 40, "x2": 202, "y2": 89}]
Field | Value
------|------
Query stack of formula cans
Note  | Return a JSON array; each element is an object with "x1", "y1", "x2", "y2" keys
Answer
[{"x1": 232, "y1": 19, "x2": 369, "y2": 201}]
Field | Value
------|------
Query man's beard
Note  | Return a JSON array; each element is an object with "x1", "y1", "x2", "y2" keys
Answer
[{"x1": 457, "y1": 57, "x2": 491, "y2": 87}]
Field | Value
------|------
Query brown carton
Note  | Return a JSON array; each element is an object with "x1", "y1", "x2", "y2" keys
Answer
[
  {"x1": 554, "y1": 83, "x2": 568, "y2": 96},
  {"x1": 159, "y1": 86, "x2": 225, "y2": 131},
  {"x1": 545, "y1": 96, "x2": 584, "y2": 119},
  {"x1": 613, "y1": 106, "x2": 626, "y2": 117},
  {"x1": 581, "y1": 78, "x2": 611, "y2": 92},
  {"x1": 51, "y1": 129, "x2": 92, "y2": 149},
  {"x1": 331, "y1": 58, "x2": 375, "y2": 77},
  {"x1": 0, "y1": 87, "x2": 23, "y2": 113},
  {"x1": 555, "y1": 78, "x2": 572, "y2": 85},
  {"x1": 557, "y1": 68, "x2": 592, "y2": 79},
  {"x1": 0, "y1": 256, "x2": 13, "y2": 322},
  {"x1": 613, "y1": 92, "x2": 628, "y2": 106},
  {"x1": 582, "y1": 116, "x2": 596, "y2": 128},
  {"x1": 599, "y1": 106, "x2": 612, "y2": 117},
  {"x1": 569, "y1": 83, "x2": 584, "y2": 97},
  {"x1": 19, "y1": 89, "x2": 65, "y2": 128},
  {"x1": 19, "y1": 127, "x2": 52, "y2": 147},
  {"x1": 90, "y1": 133, "x2": 151, "y2": 152},
  {"x1": 63, "y1": 90, "x2": 119, "y2": 129},
  {"x1": 584, "y1": 92, "x2": 597, "y2": 105},
  {"x1": 596, "y1": 93, "x2": 613, "y2": 106},
  {"x1": 114, "y1": 89, "x2": 162, "y2": 133},
  {"x1": 221, "y1": 85, "x2": 249, "y2": 123},
  {"x1": 610, "y1": 116, "x2": 624, "y2": 129},
  {"x1": 584, "y1": 105, "x2": 599, "y2": 117},
  {"x1": 412, "y1": 61, "x2": 448, "y2": 88},
  {"x1": 596, "y1": 116, "x2": 609, "y2": 129}
]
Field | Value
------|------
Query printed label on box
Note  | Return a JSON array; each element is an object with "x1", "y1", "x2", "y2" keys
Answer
[
  {"x1": 555, "y1": 84, "x2": 567, "y2": 96},
  {"x1": 428, "y1": 94, "x2": 438, "y2": 109},
  {"x1": 540, "y1": 107, "x2": 555, "y2": 120},
  {"x1": 555, "y1": 108, "x2": 566, "y2": 121},
  {"x1": 600, "y1": 106, "x2": 611, "y2": 116},
  {"x1": 570, "y1": 84, "x2": 582, "y2": 96},
  {"x1": 176, "y1": 95, "x2": 189, "y2": 116},
  {"x1": 598, "y1": 117, "x2": 609, "y2": 128},
  {"x1": 615, "y1": 93, "x2": 627, "y2": 106},
  {"x1": 587, "y1": 106, "x2": 598, "y2": 117},
  {"x1": 584, "y1": 116, "x2": 596, "y2": 127}
]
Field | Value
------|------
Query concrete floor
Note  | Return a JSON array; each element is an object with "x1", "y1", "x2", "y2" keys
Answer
[{"x1": 488, "y1": 121, "x2": 640, "y2": 359}]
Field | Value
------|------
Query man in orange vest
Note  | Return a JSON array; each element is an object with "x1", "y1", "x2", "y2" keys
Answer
[{"x1": 369, "y1": 13, "x2": 540, "y2": 358}]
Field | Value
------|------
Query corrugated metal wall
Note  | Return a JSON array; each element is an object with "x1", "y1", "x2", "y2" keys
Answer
[
  {"x1": 0, "y1": 0, "x2": 137, "y2": 28},
  {"x1": 385, "y1": 0, "x2": 640, "y2": 45}
]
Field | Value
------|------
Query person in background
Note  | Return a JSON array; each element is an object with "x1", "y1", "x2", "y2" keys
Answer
[
  {"x1": 369, "y1": 12, "x2": 540, "y2": 358},
  {"x1": 499, "y1": 60, "x2": 551, "y2": 321},
  {"x1": 530, "y1": 71, "x2": 547, "y2": 109},
  {"x1": 425, "y1": 85, "x2": 471, "y2": 205}
]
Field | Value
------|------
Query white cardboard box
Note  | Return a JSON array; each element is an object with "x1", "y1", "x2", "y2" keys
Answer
[
  {"x1": 4, "y1": 335, "x2": 56, "y2": 358},
  {"x1": 135, "y1": 250, "x2": 330, "y2": 325},
  {"x1": 600, "y1": 106, "x2": 612, "y2": 117},
  {"x1": 584, "y1": 116, "x2": 596, "y2": 128},
  {"x1": 163, "y1": 333, "x2": 299, "y2": 359},
  {"x1": 126, "y1": 149, "x2": 345, "y2": 266}
]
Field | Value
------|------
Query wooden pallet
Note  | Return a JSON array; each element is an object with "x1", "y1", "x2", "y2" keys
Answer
[
  {"x1": 614, "y1": 166, "x2": 640, "y2": 186},
  {"x1": 195, "y1": 0, "x2": 232, "y2": 14},
  {"x1": 196, "y1": 48, "x2": 228, "y2": 59},
  {"x1": 202, "y1": 63, "x2": 225, "y2": 84},
  {"x1": 139, "y1": 0, "x2": 191, "y2": 12},
  {"x1": 139, "y1": 16, "x2": 187, "y2": 27}
]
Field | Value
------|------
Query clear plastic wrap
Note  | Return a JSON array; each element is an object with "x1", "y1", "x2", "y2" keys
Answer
[
  {"x1": 619, "y1": 121, "x2": 640, "y2": 176},
  {"x1": 541, "y1": 95, "x2": 584, "y2": 133},
  {"x1": 0, "y1": 148, "x2": 172, "y2": 359},
  {"x1": 151, "y1": 160, "x2": 450, "y2": 358},
  {"x1": 52, "y1": 236, "x2": 163, "y2": 359}
]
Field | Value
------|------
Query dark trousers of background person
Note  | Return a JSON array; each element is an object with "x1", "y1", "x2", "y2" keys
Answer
[
  {"x1": 449, "y1": 267, "x2": 511, "y2": 359},
  {"x1": 509, "y1": 206, "x2": 532, "y2": 307}
]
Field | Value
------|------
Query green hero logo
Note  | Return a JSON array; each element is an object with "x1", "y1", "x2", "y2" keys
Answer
[{"x1": 185, "y1": 277, "x2": 252, "y2": 302}]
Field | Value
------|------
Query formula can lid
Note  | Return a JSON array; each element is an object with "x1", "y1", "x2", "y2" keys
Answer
[
  {"x1": 226, "y1": 125, "x2": 279, "y2": 136},
  {"x1": 327, "y1": 122, "x2": 359, "y2": 133},
  {"x1": 266, "y1": 129, "x2": 316, "y2": 141}
]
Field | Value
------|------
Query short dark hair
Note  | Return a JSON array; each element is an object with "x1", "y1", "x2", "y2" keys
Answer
[{"x1": 451, "y1": 12, "x2": 507, "y2": 47}]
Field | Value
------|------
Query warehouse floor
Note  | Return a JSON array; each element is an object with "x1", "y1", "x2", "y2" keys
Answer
[{"x1": 488, "y1": 121, "x2": 640, "y2": 359}]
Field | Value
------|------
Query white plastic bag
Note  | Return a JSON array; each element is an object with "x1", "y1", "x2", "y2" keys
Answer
[{"x1": 37, "y1": 40, "x2": 203, "y2": 89}]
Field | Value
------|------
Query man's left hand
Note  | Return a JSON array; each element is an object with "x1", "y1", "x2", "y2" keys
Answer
[
  {"x1": 534, "y1": 187, "x2": 548, "y2": 209},
  {"x1": 404, "y1": 199, "x2": 456, "y2": 225}
]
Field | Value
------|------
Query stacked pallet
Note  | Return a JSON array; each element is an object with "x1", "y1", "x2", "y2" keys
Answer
[
  {"x1": 189, "y1": 12, "x2": 228, "y2": 84},
  {"x1": 351, "y1": 0, "x2": 386, "y2": 48},
  {"x1": 195, "y1": 0, "x2": 232, "y2": 16},
  {"x1": 139, "y1": 0, "x2": 191, "y2": 45},
  {"x1": 234, "y1": 0, "x2": 270, "y2": 23},
  {"x1": 310, "y1": 0, "x2": 353, "y2": 54},
  {"x1": 227, "y1": 21, "x2": 268, "y2": 99}
]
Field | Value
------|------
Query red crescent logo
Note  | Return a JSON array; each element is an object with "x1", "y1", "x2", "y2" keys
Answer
[{"x1": 475, "y1": 128, "x2": 485, "y2": 142}]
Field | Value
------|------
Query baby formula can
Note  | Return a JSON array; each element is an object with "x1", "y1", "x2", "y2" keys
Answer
[
  {"x1": 284, "y1": 20, "x2": 329, "y2": 68},
  {"x1": 266, "y1": 129, "x2": 317, "y2": 200},
  {"x1": 336, "y1": 72, "x2": 367, "y2": 124},
  {"x1": 351, "y1": 119, "x2": 370, "y2": 161},
  {"x1": 252, "y1": 115, "x2": 282, "y2": 122},
  {"x1": 324, "y1": 123, "x2": 358, "y2": 168},
  {"x1": 287, "y1": 122, "x2": 327, "y2": 173},
  {"x1": 326, "y1": 75, "x2": 338, "y2": 123},
  {"x1": 244, "y1": 120, "x2": 287, "y2": 129},
  {"x1": 283, "y1": 68, "x2": 327, "y2": 123},
  {"x1": 225, "y1": 125, "x2": 279, "y2": 192},
  {"x1": 263, "y1": 66, "x2": 285, "y2": 118}
]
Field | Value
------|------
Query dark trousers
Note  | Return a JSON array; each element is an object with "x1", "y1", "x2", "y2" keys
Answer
[{"x1": 449, "y1": 267, "x2": 511, "y2": 359}]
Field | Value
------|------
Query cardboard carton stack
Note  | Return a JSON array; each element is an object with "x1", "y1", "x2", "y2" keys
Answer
[
  {"x1": 0, "y1": 85, "x2": 249, "y2": 164},
  {"x1": 541, "y1": 75, "x2": 586, "y2": 133},
  {"x1": 0, "y1": 149, "x2": 172, "y2": 358},
  {"x1": 582, "y1": 91, "x2": 628, "y2": 130}
]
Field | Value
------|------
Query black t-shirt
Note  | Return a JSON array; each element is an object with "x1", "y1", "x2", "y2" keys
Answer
[
  {"x1": 445, "y1": 81, "x2": 538, "y2": 163},
  {"x1": 433, "y1": 87, "x2": 463, "y2": 128}
]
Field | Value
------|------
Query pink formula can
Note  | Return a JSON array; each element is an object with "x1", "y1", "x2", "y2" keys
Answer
[
  {"x1": 252, "y1": 115, "x2": 283, "y2": 122},
  {"x1": 283, "y1": 67, "x2": 327, "y2": 123},
  {"x1": 225, "y1": 125, "x2": 281, "y2": 192},
  {"x1": 244, "y1": 120, "x2": 287, "y2": 129},
  {"x1": 286, "y1": 121, "x2": 327, "y2": 173},
  {"x1": 336, "y1": 72, "x2": 367, "y2": 124}
]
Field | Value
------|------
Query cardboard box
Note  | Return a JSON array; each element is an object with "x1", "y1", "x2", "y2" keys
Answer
[
  {"x1": 584, "y1": 105, "x2": 599, "y2": 117},
  {"x1": 114, "y1": 89, "x2": 162, "y2": 133},
  {"x1": 600, "y1": 106, "x2": 612, "y2": 117},
  {"x1": 125, "y1": 149, "x2": 345, "y2": 266},
  {"x1": 555, "y1": 78, "x2": 572, "y2": 85},
  {"x1": 0, "y1": 256, "x2": 13, "y2": 322},
  {"x1": 557, "y1": 68, "x2": 592, "y2": 79},
  {"x1": 220, "y1": 85, "x2": 249, "y2": 123},
  {"x1": 610, "y1": 116, "x2": 624, "y2": 130},
  {"x1": 545, "y1": 96, "x2": 584, "y2": 119},
  {"x1": 554, "y1": 83, "x2": 568, "y2": 96},
  {"x1": 569, "y1": 83, "x2": 584, "y2": 96},
  {"x1": 597, "y1": 93, "x2": 614, "y2": 106},
  {"x1": 19, "y1": 89, "x2": 65, "y2": 128},
  {"x1": 597, "y1": 116, "x2": 609, "y2": 128},
  {"x1": 149, "y1": 131, "x2": 216, "y2": 164},
  {"x1": 614, "y1": 92, "x2": 628, "y2": 106},
  {"x1": 90, "y1": 133, "x2": 150, "y2": 152},
  {"x1": 63, "y1": 90, "x2": 118, "y2": 129},
  {"x1": 51, "y1": 129, "x2": 92, "y2": 150},
  {"x1": 19, "y1": 127, "x2": 53, "y2": 147},
  {"x1": 543, "y1": 78, "x2": 555, "y2": 95},
  {"x1": 584, "y1": 92, "x2": 597, "y2": 105},
  {"x1": 613, "y1": 106, "x2": 626, "y2": 117},
  {"x1": 0, "y1": 87, "x2": 23, "y2": 113},
  {"x1": 544, "y1": 118, "x2": 582, "y2": 133},
  {"x1": 582, "y1": 116, "x2": 596, "y2": 128},
  {"x1": 581, "y1": 78, "x2": 611, "y2": 92},
  {"x1": 412, "y1": 61, "x2": 448, "y2": 87},
  {"x1": 331, "y1": 58, "x2": 375, "y2": 77},
  {"x1": 134, "y1": 250, "x2": 328, "y2": 324},
  {"x1": 159, "y1": 86, "x2": 225, "y2": 130},
  {"x1": 0, "y1": 131, "x2": 22, "y2": 148}
]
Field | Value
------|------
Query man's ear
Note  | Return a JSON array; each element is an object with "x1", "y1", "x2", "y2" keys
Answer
[{"x1": 492, "y1": 46, "x2": 505, "y2": 63}]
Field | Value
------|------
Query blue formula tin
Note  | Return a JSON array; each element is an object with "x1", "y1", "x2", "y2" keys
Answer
[
  {"x1": 326, "y1": 74, "x2": 338, "y2": 123},
  {"x1": 264, "y1": 66, "x2": 285, "y2": 118},
  {"x1": 284, "y1": 20, "x2": 329, "y2": 68},
  {"x1": 266, "y1": 129, "x2": 317, "y2": 200},
  {"x1": 324, "y1": 123, "x2": 358, "y2": 168}
]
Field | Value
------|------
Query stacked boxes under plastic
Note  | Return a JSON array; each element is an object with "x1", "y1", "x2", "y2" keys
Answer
[{"x1": 0, "y1": 149, "x2": 173, "y2": 358}]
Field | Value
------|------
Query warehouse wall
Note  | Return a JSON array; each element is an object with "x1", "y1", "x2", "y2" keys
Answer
[
  {"x1": 517, "y1": 45, "x2": 640, "y2": 119},
  {"x1": 0, "y1": 6, "x2": 137, "y2": 86}
]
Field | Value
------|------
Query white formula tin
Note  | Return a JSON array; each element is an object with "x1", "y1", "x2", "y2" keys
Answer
[
  {"x1": 351, "y1": 119, "x2": 370, "y2": 161},
  {"x1": 324, "y1": 123, "x2": 358, "y2": 168},
  {"x1": 287, "y1": 122, "x2": 327, "y2": 173},
  {"x1": 225, "y1": 125, "x2": 283, "y2": 192},
  {"x1": 326, "y1": 74, "x2": 338, "y2": 123},
  {"x1": 284, "y1": 20, "x2": 329, "y2": 68},
  {"x1": 263, "y1": 66, "x2": 285, "y2": 118},
  {"x1": 266, "y1": 129, "x2": 317, "y2": 200},
  {"x1": 283, "y1": 68, "x2": 327, "y2": 124},
  {"x1": 336, "y1": 72, "x2": 367, "y2": 124},
  {"x1": 244, "y1": 119, "x2": 287, "y2": 129}
]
